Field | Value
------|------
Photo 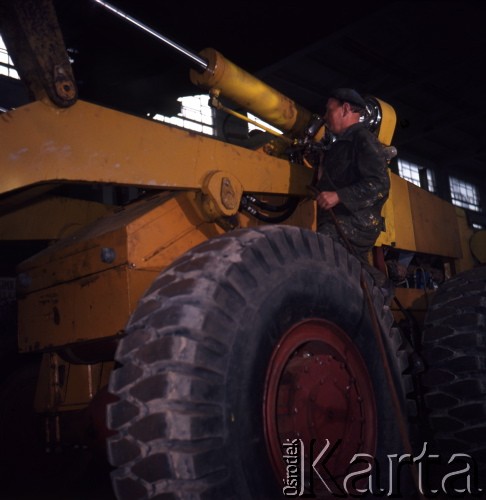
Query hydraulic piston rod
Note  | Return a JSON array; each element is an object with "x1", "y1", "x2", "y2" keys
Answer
[{"x1": 93, "y1": 0, "x2": 209, "y2": 71}]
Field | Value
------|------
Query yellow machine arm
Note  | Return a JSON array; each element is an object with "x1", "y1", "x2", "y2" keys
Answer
[{"x1": 0, "y1": 0, "x2": 77, "y2": 107}]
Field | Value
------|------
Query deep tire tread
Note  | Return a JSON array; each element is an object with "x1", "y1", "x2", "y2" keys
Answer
[
  {"x1": 107, "y1": 225, "x2": 413, "y2": 499},
  {"x1": 421, "y1": 266, "x2": 486, "y2": 471}
]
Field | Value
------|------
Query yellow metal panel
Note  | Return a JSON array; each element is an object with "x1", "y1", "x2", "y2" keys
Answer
[
  {"x1": 409, "y1": 183, "x2": 462, "y2": 258},
  {"x1": 375, "y1": 171, "x2": 395, "y2": 247},
  {"x1": 18, "y1": 266, "x2": 158, "y2": 352},
  {"x1": 0, "y1": 100, "x2": 312, "y2": 197},
  {"x1": 375, "y1": 172, "x2": 415, "y2": 249},
  {"x1": 127, "y1": 268, "x2": 163, "y2": 312},
  {"x1": 0, "y1": 196, "x2": 113, "y2": 240},
  {"x1": 454, "y1": 207, "x2": 477, "y2": 272},
  {"x1": 17, "y1": 223, "x2": 129, "y2": 293},
  {"x1": 16, "y1": 193, "x2": 221, "y2": 292},
  {"x1": 386, "y1": 174, "x2": 416, "y2": 251},
  {"x1": 376, "y1": 174, "x2": 464, "y2": 259},
  {"x1": 126, "y1": 193, "x2": 224, "y2": 270}
]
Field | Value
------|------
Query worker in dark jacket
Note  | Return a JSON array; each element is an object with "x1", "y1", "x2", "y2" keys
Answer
[{"x1": 315, "y1": 88, "x2": 390, "y2": 260}]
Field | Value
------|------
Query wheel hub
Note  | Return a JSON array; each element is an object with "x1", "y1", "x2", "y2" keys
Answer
[{"x1": 264, "y1": 319, "x2": 377, "y2": 491}]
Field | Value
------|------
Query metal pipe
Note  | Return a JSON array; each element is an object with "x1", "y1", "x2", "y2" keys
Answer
[{"x1": 92, "y1": 0, "x2": 208, "y2": 70}]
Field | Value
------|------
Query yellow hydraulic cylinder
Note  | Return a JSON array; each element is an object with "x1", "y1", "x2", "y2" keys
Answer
[{"x1": 190, "y1": 48, "x2": 312, "y2": 137}]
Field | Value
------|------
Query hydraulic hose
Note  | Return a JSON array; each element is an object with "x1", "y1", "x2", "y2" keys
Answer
[
  {"x1": 243, "y1": 195, "x2": 298, "y2": 213},
  {"x1": 240, "y1": 195, "x2": 299, "y2": 223}
]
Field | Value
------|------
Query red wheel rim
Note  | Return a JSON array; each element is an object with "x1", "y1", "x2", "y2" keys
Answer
[{"x1": 263, "y1": 319, "x2": 377, "y2": 492}]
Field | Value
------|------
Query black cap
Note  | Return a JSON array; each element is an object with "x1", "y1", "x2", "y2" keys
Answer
[{"x1": 329, "y1": 88, "x2": 367, "y2": 110}]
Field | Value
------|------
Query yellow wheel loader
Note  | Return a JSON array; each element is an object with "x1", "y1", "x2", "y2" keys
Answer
[{"x1": 0, "y1": 1, "x2": 485, "y2": 498}]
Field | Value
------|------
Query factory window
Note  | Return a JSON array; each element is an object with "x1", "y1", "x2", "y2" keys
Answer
[
  {"x1": 449, "y1": 176, "x2": 481, "y2": 211},
  {"x1": 0, "y1": 35, "x2": 19, "y2": 80},
  {"x1": 397, "y1": 159, "x2": 435, "y2": 192},
  {"x1": 153, "y1": 95, "x2": 214, "y2": 135},
  {"x1": 398, "y1": 159, "x2": 421, "y2": 186},
  {"x1": 427, "y1": 169, "x2": 436, "y2": 193}
]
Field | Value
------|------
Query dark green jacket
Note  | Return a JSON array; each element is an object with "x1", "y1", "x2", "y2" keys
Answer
[{"x1": 316, "y1": 122, "x2": 390, "y2": 255}]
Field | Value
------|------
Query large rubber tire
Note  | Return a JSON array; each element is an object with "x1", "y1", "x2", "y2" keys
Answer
[
  {"x1": 106, "y1": 225, "x2": 413, "y2": 499},
  {"x1": 421, "y1": 265, "x2": 486, "y2": 489}
]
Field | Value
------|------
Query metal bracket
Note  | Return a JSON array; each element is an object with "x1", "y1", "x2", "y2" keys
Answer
[
  {"x1": 198, "y1": 170, "x2": 243, "y2": 221},
  {"x1": 0, "y1": 0, "x2": 77, "y2": 107}
]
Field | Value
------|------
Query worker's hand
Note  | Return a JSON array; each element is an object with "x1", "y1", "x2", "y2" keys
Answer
[{"x1": 316, "y1": 191, "x2": 340, "y2": 210}]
